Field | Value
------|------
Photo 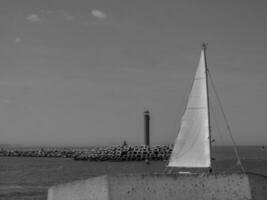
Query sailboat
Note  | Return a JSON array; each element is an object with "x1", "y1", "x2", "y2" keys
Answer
[
  {"x1": 47, "y1": 45, "x2": 267, "y2": 200},
  {"x1": 168, "y1": 43, "x2": 212, "y2": 171}
]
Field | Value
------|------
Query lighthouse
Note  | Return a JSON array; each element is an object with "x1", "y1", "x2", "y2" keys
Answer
[{"x1": 144, "y1": 110, "x2": 150, "y2": 147}]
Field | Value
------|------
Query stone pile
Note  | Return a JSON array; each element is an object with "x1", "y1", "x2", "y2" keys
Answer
[
  {"x1": 0, "y1": 148, "x2": 79, "y2": 158},
  {"x1": 0, "y1": 145, "x2": 173, "y2": 161},
  {"x1": 73, "y1": 145, "x2": 173, "y2": 161}
]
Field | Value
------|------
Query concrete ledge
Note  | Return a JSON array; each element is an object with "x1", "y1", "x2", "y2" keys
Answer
[
  {"x1": 47, "y1": 173, "x2": 267, "y2": 200},
  {"x1": 247, "y1": 172, "x2": 267, "y2": 200},
  {"x1": 47, "y1": 175, "x2": 109, "y2": 200}
]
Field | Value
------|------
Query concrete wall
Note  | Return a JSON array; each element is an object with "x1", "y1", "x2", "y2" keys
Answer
[
  {"x1": 247, "y1": 173, "x2": 267, "y2": 200},
  {"x1": 47, "y1": 173, "x2": 260, "y2": 200},
  {"x1": 108, "y1": 174, "x2": 251, "y2": 200},
  {"x1": 47, "y1": 175, "x2": 109, "y2": 200}
]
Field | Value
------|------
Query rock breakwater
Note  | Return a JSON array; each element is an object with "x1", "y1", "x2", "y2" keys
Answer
[
  {"x1": 0, "y1": 147, "x2": 78, "y2": 158},
  {"x1": 73, "y1": 145, "x2": 173, "y2": 161},
  {"x1": 0, "y1": 145, "x2": 173, "y2": 161}
]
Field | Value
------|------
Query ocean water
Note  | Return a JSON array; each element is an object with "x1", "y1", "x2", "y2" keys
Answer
[{"x1": 0, "y1": 146, "x2": 266, "y2": 200}]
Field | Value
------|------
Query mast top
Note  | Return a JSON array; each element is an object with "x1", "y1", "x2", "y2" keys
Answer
[{"x1": 202, "y1": 43, "x2": 208, "y2": 51}]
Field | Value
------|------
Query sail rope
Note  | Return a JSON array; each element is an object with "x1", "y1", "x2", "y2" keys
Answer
[
  {"x1": 207, "y1": 69, "x2": 245, "y2": 173},
  {"x1": 209, "y1": 95, "x2": 224, "y2": 144},
  {"x1": 220, "y1": 161, "x2": 242, "y2": 174}
]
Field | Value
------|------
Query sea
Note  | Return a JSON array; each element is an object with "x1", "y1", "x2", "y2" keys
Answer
[{"x1": 0, "y1": 146, "x2": 266, "y2": 200}]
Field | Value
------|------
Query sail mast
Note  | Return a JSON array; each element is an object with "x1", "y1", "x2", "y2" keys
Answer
[{"x1": 202, "y1": 43, "x2": 213, "y2": 173}]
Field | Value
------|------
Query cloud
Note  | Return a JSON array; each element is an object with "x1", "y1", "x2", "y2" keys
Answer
[
  {"x1": 14, "y1": 37, "x2": 22, "y2": 44},
  {"x1": 46, "y1": 10, "x2": 55, "y2": 15},
  {"x1": 40, "y1": 9, "x2": 54, "y2": 15},
  {"x1": 26, "y1": 14, "x2": 41, "y2": 23},
  {"x1": 91, "y1": 9, "x2": 107, "y2": 19},
  {"x1": 61, "y1": 11, "x2": 74, "y2": 21},
  {"x1": 40, "y1": 9, "x2": 74, "y2": 21}
]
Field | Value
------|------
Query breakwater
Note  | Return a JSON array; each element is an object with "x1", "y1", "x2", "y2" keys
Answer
[
  {"x1": 0, "y1": 147, "x2": 79, "y2": 158},
  {"x1": 0, "y1": 145, "x2": 173, "y2": 161},
  {"x1": 74, "y1": 145, "x2": 173, "y2": 161}
]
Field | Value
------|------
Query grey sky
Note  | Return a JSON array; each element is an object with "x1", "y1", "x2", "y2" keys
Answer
[{"x1": 0, "y1": 0, "x2": 266, "y2": 146}]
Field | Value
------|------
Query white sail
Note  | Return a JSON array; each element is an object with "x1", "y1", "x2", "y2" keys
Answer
[{"x1": 168, "y1": 48, "x2": 210, "y2": 168}]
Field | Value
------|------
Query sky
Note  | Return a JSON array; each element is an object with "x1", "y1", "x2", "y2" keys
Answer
[{"x1": 0, "y1": 0, "x2": 266, "y2": 146}]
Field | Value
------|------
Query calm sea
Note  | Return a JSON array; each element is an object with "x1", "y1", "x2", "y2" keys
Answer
[{"x1": 0, "y1": 146, "x2": 266, "y2": 200}]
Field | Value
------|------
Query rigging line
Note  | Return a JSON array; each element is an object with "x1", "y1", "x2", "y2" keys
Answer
[
  {"x1": 210, "y1": 98, "x2": 224, "y2": 143},
  {"x1": 221, "y1": 162, "x2": 242, "y2": 174},
  {"x1": 164, "y1": 166, "x2": 174, "y2": 174},
  {"x1": 207, "y1": 70, "x2": 245, "y2": 173}
]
